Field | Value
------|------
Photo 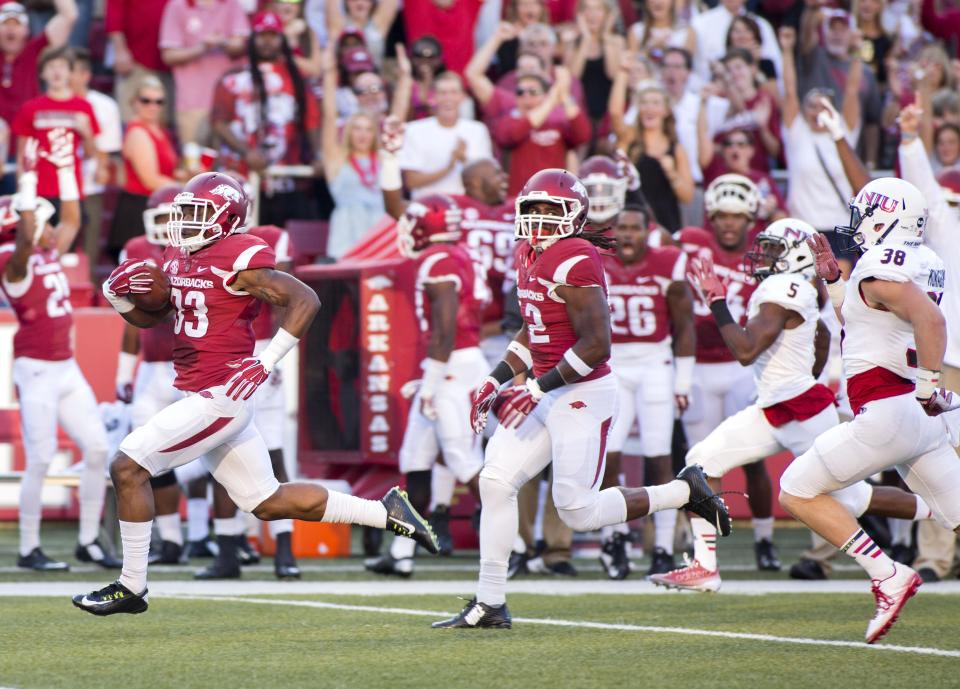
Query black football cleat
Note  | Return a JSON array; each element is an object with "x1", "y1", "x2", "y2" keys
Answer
[
  {"x1": 364, "y1": 553, "x2": 414, "y2": 578},
  {"x1": 184, "y1": 538, "x2": 219, "y2": 560},
  {"x1": 194, "y1": 561, "x2": 241, "y2": 580},
  {"x1": 755, "y1": 539, "x2": 781, "y2": 571},
  {"x1": 429, "y1": 505, "x2": 454, "y2": 556},
  {"x1": 236, "y1": 537, "x2": 261, "y2": 566},
  {"x1": 547, "y1": 561, "x2": 578, "y2": 577},
  {"x1": 73, "y1": 581, "x2": 148, "y2": 616},
  {"x1": 789, "y1": 558, "x2": 827, "y2": 581},
  {"x1": 273, "y1": 532, "x2": 301, "y2": 580},
  {"x1": 507, "y1": 551, "x2": 528, "y2": 579},
  {"x1": 381, "y1": 486, "x2": 439, "y2": 555},
  {"x1": 678, "y1": 465, "x2": 731, "y2": 537},
  {"x1": 432, "y1": 598, "x2": 512, "y2": 629},
  {"x1": 647, "y1": 547, "x2": 676, "y2": 576},
  {"x1": 600, "y1": 533, "x2": 630, "y2": 580},
  {"x1": 17, "y1": 547, "x2": 69, "y2": 572},
  {"x1": 148, "y1": 540, "x2": 184, "y2": 565},
  {"x1": 76, "y1": 539, "x2": 122, "y2": 569}
]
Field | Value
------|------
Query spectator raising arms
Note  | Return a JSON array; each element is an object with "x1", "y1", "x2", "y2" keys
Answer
[
  {"x1": 270, "y1": 0, "x2": 324, "y2": 79},
  {"x1": 562, "y1": 0, "x2": 624, "y2": 129},
  {"x1": 107, "y1": 75, "x2": 180, "y2": 259},
  {"x1": 212, "y1": 11, "x2": 323, "y2": 226},
  {"x1": 627, "y1": 0, "x2": 694, "y2": 64},
  {"x1": 407, "y1": 36, "x2": 474, "y2": 121},
  {"x1": 159, "y1": 0, "x2": 250, "y2": 146},
  {"x1": 325, "y1": 0, "x2": 398, "y2": 66},
  {"x1": 691, "y1": 0, "x2": 781, "y2": 85},
  {"x1": 497, "y1": 0, "x2": 549, "y2": 76},
  {"x1": 0, "y1": 0, "x2": 76, "y2": 135},
  {"x1": 492, "y1": 67, "x2": 591, "y2": 195},
  {"x1": 105, "y1": 0, "x2": 172, "y2": 123}
]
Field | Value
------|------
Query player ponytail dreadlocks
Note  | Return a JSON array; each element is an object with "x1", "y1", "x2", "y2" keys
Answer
[{"x1": 579, "y1": 227, "x2": 617, "y2": 251}]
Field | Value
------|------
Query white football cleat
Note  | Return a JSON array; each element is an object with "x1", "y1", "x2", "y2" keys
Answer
[
  {"x1": 865, "y1": 564, "x2": 922, "y2": 644},
  {"x1": 648, "y1": 557, "x2": 721, "y2": 593}
]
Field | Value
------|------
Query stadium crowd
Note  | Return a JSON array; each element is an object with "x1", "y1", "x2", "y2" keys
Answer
[{"x1": 3, "y1": 0, "x2": 960, "y2": 588}]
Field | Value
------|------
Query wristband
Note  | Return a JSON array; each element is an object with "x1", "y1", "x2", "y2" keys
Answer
[
  {"x1": 507, "y1": 340, "x2": 533, "y2": 370},
  {"x1": 827, "y1": 278, "x2": 846, "y2": 309},
  {"x1": 709, "y1": 300, "x2": 735, "y2": 327},
  {"x1": 15, "y1": 172, "x2": 38, "y2": 211},
  {"x1": 563, "y1": 348, "x2": 593, "y2": 377},
  {"x1": 419, "y1": 357, "x2": 447, "y2": 396},
  {"x1": 258, "y1": 327, "x2": 299, "y2": 371},
  {"x1": 490, "y1": 360, "x2": 516, "y2": 385},
  {"x1": 102, "y1": 284, "x2": 135, "y2": 314},
  {"x1": 57, "y1": 166, "x2": 80, "y2": 202},
  {"x1": 535, "y1": 366, "x2": 566, "y2": 393},
  {"x1": 379, "y1": 153, "x2": 402, "y2": 192},
  {"x1": 674, "y1": 356, "x2": 695, "y2": 395},
  {"x1": 116, "y1": 351, "x2": 138, "y2": 385},
  {"x1": 916, "y1": 367, "x2": 940, "y2": 400}
]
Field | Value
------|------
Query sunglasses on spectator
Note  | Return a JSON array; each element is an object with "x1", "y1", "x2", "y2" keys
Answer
[
  {"x1": 723, "y1": 139, "x2": 751, "y2": 148},
  {"x1": 516, "y1": 87, "x2": 542, "y2": 97},
  {"x1": 138, "y1": 97, "x2": 165, "y2": 105},
  {"x1": 354, "y1": 84, "x2": 384, "y2": 95}
]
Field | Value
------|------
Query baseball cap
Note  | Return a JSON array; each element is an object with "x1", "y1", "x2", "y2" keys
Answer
[
  {"x1": 822, "y1": 8, "x2": 851, "y2": 27},
  {"x1": 0, "y1": 2, "x2": 28, "y2": 25},
  {"x1": 342, "y1": 46, "x2": 376, "y2": 74},
  {"x1": 251, "y1": 10, "x2": 284, "y2": 34}
]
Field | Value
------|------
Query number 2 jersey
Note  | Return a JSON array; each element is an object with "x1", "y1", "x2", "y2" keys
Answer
[
  {"x1": 515, "y1": 237, "x2": 611, "y2": 381},
  {"x1": 0, "y1": 244, "x2": 73, "y2": 361},
  {"x1": 841, "y1": 243, "x2": 945, "y2": 413},
  {"x1": 162, "y1": 233, "x2": 276, "y2": 392}
]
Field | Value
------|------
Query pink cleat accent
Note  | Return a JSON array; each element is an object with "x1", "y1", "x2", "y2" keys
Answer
[
  {"x1": 865, "y1": 564, "x2": 922, "y2": 644},
  {"x1": 648, "y1": 557, "x2": 721, "y2": 593}
]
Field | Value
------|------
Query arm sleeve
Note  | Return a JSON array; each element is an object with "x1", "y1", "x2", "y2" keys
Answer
[
  {"x1": 552, "y1": 247, "x2": 604, "y2": 288},
  {"x1": 84, "y1": 101, "x2": 101, "y2": 137}
]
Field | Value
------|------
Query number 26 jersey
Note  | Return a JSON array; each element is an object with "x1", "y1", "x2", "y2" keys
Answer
[
  {"x1": 603, "y1": 246, "x2": 686, "y2": 347},
  {"x1": 515, "y1": 237, "x2": 611, "y2": 382}
]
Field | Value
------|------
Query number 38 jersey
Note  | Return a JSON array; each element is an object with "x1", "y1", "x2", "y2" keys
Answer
[
  {"x1": 0, "y1": 244, "x2": 73, "y2": 361},
  {"x1": 162, "y1": 233, "x2": 276, "y2": 392},
  {"x1": 515, "y1": 237, "x2": 611, "y2": 381},
  {"x1": 603, "y1": 246, "x2": 686, "y2": 348}
]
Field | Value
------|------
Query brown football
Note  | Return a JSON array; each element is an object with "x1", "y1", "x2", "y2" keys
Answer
[{"x1": 130, "y1": 263, "x2": 172, "y2": 312}]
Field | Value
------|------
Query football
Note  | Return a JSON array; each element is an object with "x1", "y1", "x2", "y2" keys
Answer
[{"x1": 130, "y1": 263, "x2": 172, "y2": 312}]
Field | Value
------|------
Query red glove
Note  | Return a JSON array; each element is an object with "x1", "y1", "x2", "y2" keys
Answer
[
  {"x1": 470, "y1": 376, "x2": 499, "y2": 434},
  {"x1": 497, "y1": 380, "x2": 544, "y2": 429},
  {"x1": 807, "y1": 233, "x2": 841, "y2": 283},
  {"x1": 919, "y1": 388, "x2": 960, "y2": 417},
  {"x1": 225, "y1": 357, "x2": 270, "y2": 401},
  {"x1": 104, "y1": 259, "x2": 154, "y2": 297},
  {"x1": 689, "y1": 257, "x2": 726, "y2": 304},
  {"x1": 116, "y1": 382, "x2": 134, "y2": 404}
]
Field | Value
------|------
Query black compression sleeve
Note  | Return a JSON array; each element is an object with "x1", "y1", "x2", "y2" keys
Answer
[
  {"x1": 709, "y1": 300, "x2": 735, "y2": 328},
  {"x1": 490, "y1": 360, "x2": 516, "y2": 385},
  {"x1": 535, "y1": 366, "x2": 567, "y2": 393}
]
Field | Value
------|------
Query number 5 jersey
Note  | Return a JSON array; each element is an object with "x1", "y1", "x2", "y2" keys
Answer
[{"x1": 0, "y1": 245, "x2": 73, "y2": 361}]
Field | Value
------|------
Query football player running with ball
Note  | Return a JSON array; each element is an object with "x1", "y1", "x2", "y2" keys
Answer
[
  {"x1": 74, "y1": 172, "x2": 438, "y2": 616},
  {"x1": 432, "y1": 169, "x2": 730, "y2": 630},
  {"x1": 780, "y1": 178, "x2": 960, "y2": 644}
]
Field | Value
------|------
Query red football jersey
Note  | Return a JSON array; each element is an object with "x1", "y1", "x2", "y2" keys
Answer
[
  {"x1": 0, "y1": 244, "x2": 73, "y2": 361},
  {"x1": 452, "y1": 194, "x2": 515, "y2": 324},
  {"x1": 245, "y1": 225, "x2": 293, "y2": 341},
  {"x1": 162, "y1": 234, "x2": 276, "y2": 392},
  {"x1": 675, "y1": 226, "x2": 756, "y2": 363},
  {"x1": 604, "y1": 246, "x2": 687, "y2": 345},
  {"x1": 515, "y1": 237, "x2": 611, "y2": 381},
  {"x1": 415, "y1": 243, "x2": 489, "y2": 351},
  {"x1": 120, "y1": 236, "x2": 176, "y2": 363}
]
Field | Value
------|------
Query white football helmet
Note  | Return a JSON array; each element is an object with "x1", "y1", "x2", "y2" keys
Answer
[
  {"x1": 747, "y1": 218, "x2": 816, "y2": 281},
  {"x1": 836, "y1": 177, "x2": 928, "y2": 249},
  {"x1": 704, "y1": 174, "x2": 760, "y2": 219}
]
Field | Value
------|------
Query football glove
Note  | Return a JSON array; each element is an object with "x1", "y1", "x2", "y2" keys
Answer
[{"x1": 225, "y1": 357, "x2": 270, "y2": 401}]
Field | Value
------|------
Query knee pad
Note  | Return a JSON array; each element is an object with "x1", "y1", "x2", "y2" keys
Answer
[
  {"x1": 831, "y1": 481, "x2": 873, "y2": 517},
  {"x1": 150, "y1": 471, "x2": 179, "y2": 489}
]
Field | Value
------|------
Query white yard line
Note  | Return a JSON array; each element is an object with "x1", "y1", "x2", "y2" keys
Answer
[{"x1": 162, "y1": 594, "x2": 960, "y2": 659}]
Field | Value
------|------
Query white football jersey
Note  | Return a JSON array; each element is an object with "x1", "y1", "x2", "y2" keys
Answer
[
  {"x1": 748, "y1": 273, "x2": 821, "y2": 407},
  {"x1": 841, "y1": 244, "x2": 946, "y2": 381}
]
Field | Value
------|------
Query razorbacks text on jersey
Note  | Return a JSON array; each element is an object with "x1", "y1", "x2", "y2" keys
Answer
[
  {"x1": 515, "y1": 237, "x2": 611, "y2": 380},
  {"x1": 841, "y1": 243, "x2": 946, "y2": 414},
  {"x1": 603, "y1": 246, "x2": 686, "y2": 346},
  {"x1": 0, "y1": 245, "x2": 73, "y2": 361},
  {"x1": 245, "y1": 225, "x2": 292, "y2": 341},
  {"x1": 414, "y1": 242, "x2": 490, "y2": 351},
  {"x1": 453, "y1": 195, "x2": 515, "y2": 324},
  {"x1": 162, "y1": 233, "x2": 277, "y2": 392},
  {"x1": 676, "y1": 226, "x2": 756, "y2": 363},
  {"x1": 121, "y1": 236, "x2": 176, "y2": 363}
]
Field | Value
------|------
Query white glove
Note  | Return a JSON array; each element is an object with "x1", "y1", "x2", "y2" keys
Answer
[{"x1": 816, "y1": 97, "x2": 844, "y2": 142}]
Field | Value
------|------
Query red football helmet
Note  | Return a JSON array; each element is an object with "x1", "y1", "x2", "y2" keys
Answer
[
  {"x1": 396, "y1": 194, "x2": 462, "y2": 258},
  {"x1": 938, "y1": 169, "x2": 960, "y2": 205},
  {"x1": 168, "y1": 172, "x2": 249, "y2": 251},
  {"x1": 515, "y1": 168, "x2": 588, "y2": 250},
  {"x1": 0, "y1": 194, "x2": 56, "y2": 244},
  {"x1": 142, "y1": 185, "x2": 182, "y2": 246},
  {"x1": 580, "y1": 156, "x2": 627, "y2": 224}
]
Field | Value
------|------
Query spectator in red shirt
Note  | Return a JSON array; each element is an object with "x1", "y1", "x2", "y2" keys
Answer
[
  {"x1": 0, "y1": 0, "x2": 76, "y2": 141},
  {"x1": 13, "y1": 45, "x2": 99, "y2": 204},
  {"x1": 921, "y1": 0, "x2": 960, "y2": 59},
  {"x1": 404, "y1": 0, "x2": 483, "y2": 75},
  {"x1": 212, "y1": 11, "x2": 323, "y2": 226},
  {"x1": 492, "y1": 67, "x2": 591, "y2": 195},
  {"x1": 105, "y1": 0, "x2": 173, "y2": 123}
]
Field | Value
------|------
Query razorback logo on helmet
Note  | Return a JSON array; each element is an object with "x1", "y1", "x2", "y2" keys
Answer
[
  {"x1": 209, "y1": 184, "x2": 243, "y2": 203},
  {"x1": 396, "y1": 194, "x2": 462, "y2": 258},
  {"x1": 859, "y1": 191, "x2": 899, "y2": 213}
]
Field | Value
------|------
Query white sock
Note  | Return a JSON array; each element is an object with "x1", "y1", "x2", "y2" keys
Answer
[
  {"x1": 18, "y1": 462, "x2": 46, "y2": 556},
  {"x1": 654, "y1": 509, "x2": 678, "y2": 555},
  {"x1": 269, "y1": 518, "x2": 294, "y2": 537},
  {"x1": 645, "y1": 480, "x2": 690, "y2": 514},
  {"x1": 156, "y1": 513, "x2": 184, "y2": 546},
  {"x1": 78, "y1": 451, "x2": 107, "y2": 545},
  {"x1": 320, "y1": 490, "x2": 387, "y2": 527},
  {"x1": 914, "y1": 495, "x2": 933, "y2": 521},
  {"x1": 187, "y1": 498, "x2": 209, "y2": 541},
  {"x1": 214, "y1": 517, "x2": 243, "y2": 536},
  {"x1": 889, "y1": 518, "x2": 911, "y2": 546},
  {"x1": 753, "y1": 516, "x2": 774, "y2": 542},
  {"x1": 691, "y1": 517, "x2": 718, "y2": 571},
  {"x1": 430, "y1": 464, "x2": 457, "y2": 511},
  {"x1": 118, "y1": 520, "x2": 152, "y2": 594},
  {"x1": 233, "y1": 512, "x2": 249, "y2": 536},
  {"x1": 841, "y1": 528, "x2": 896, "y2": 580},
  {"x1": 476, "y1": 475, "x2": 518, "y2": 607},
  {"x1": 390, "y1": 535, "x2": 416, "y2": 559}
]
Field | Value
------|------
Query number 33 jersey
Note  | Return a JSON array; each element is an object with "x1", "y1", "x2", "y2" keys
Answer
[
  {"x1": 603, "y1": 246, "x2": 686, "y2": 347},
  {"x1": 163, "y1": 233, "x2": 276, "y2": 392},
  {"x1": 842, "y1": 243, "x2": 945, "y2": 382},
  {"x1": 515, "y1": 237, "x2": 611, "y2": 381},
  {"x1": 0, "y1": 244, "x2": 73, "y2": 361}
]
